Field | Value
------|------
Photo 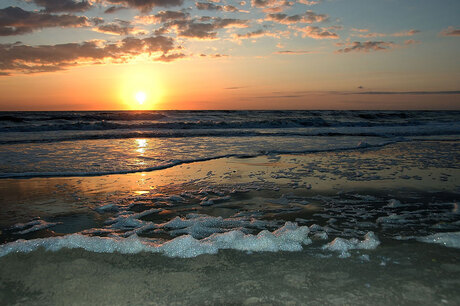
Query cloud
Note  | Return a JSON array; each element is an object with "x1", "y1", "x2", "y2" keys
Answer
[
  {"x1": 94, "y1": 19, "x2": 144, "y2": 35},
  {"x1": 156, "y1": 52, "x2": 186, "y2": 62},
  {"x1": 200, "y1": 53, "x2": 229, "y2": 58},
  {"x1": 440, "y1": 26, "x2": 460, "y2": 37},
  {"x1": 23, "y1": 0, "x2": 92, "y2": 12},
  {"x1": 351, "y1": 28, "x2": 368, "y2": 33},
  {"x1": 104, "y1": 6, "x2": 128, "y2": 13},
  {"x1": 274, "y1": 50, "x2": 312, "y2": 54},
  {"x1": 159, "y1": 17, "x2": 249, "y2": 40},
  {"x1": 293, "y1": 26, "x2": 339, "y2": 39},
  {"x1": 0, "y1": 6, "x2": 93, "y2": 36},
  {"x1": 196, "y1": 2, "x2": 240, "y2": 12},
  {"x1": 352, "y1": 29, "x2": 420, "y2": 38},
  {"x1": 251, "y1": 0, "x2": 279, "y2": 8},
  {"x1": 0, "y1": 35, "x2": 182, "y2": 75},
  {"x1": 404, "y1": 39, "x2": 420, "y2": 45},
  {"x1": 135, "y1": 11, "x2": 189, "y2": 24},
  {"x1": 298, "y1": 0, "x2": 319, "y2": 5},
  {"x1": 102, "y1": 0, "x2": 184, "y2": 13},
  {"x1": 233, "y1": 29, "x2": 267, "y2": 39},
  {"x1": 392, "y1": 29, "x2": 420, "y2": 37},
  {"x1": 351, "y1": 91, "x2": 460, "y2": 95},
  {"x1": 336, "y1": 41, "x2": 394, "y2": 53},
  {"x1": 267, "y1": 10, "x2": 328, "y2": 24},
  {"x1": 30, "y1": 0, "x2": 91, "y2": 12}
]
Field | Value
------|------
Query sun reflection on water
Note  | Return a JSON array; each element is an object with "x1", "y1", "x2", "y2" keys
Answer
[{"x1": 136, "y1": 139, "x2": 148, "y2": 154}]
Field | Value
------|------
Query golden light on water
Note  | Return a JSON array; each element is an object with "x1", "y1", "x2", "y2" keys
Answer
[{"x1": 136, "y1": 138, "x2": 148, "y2": 154}]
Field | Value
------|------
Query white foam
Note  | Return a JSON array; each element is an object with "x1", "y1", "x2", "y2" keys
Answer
[
  {"x1": 160, "y1": 214, "x2": 270, "y2": 239},
  {"x1": 386, "y1": 199, "x2": 404, "y2": 208},
  {"x1": 0, "y1": 222, "x2": 312, "y2": 258},
  {"x1": 322, "y1": 232, "x2": 380, "y2": 258},
  {"x1": 95, "y1": 204, "x2": 119, "y2": 213},
  {"x1": 11, "y1": 219, "x2": 59, "y2": 235},
  {"x1": 416, "y1": 232, "x2": 460, "y2": 249}
]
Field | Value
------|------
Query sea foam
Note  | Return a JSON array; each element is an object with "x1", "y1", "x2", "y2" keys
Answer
[
  {"x1": 0, "y1": 222, "x2": 312, "y2": 258},
  {"x1": 417, "y1": 232, "x2": 460, "y2": 249}
]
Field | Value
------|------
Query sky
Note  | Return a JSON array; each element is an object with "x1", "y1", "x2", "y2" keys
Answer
[{"x1": 0, "y1": 0, "x2": 459, "y2": 110}]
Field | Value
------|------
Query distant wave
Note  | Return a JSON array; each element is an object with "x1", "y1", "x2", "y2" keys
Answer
[
  {"x1": 0, "y1": 119, "x2": 425, "y2": 133},
  {"x1": 1, "y1": 110, "x2": 459, "y2": 134},
  {"x1": 1, "y1": 123, "x2": 460, "y2": 144}
]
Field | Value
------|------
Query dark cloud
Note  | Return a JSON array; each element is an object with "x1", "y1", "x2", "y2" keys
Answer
[
  {"x1": 24, "y1": 0, "x2": 92, "y2": 13},
  {"x1": 104, "y1": 6, "x2": 129, "y2": 13},
  {"x1": 440, "y1": 26, "x2": 460, "y2": 37},
  {"x1": 267, "y1": 10, "x2": 328, "y2": 24},
  {"x1": 336, "y1": 41, "x2": 394, "y2": 53},
  {"x1": 196, "y1": 2, "x2": 239, "y2": 12},
  {"x1": 159, "y1": 17, "x2": 248, "y2": 39},
  {"x1": 233, "y1": 29, "x2": 266, "y2": 39},
  {"x1": 196, "y1": 2, "x2": 221, "y2": 11},
  {"x1": 0, "y1": 6, "x2": 92, "y2": 36},
  {"x1": 0, "y1": 35, "x2": 182, "y2": 75},
  {"x1": 251, "y1": 0, "x2": 280, "y2": 8},
  {"x1": 136, "y1": 10, "x2": 189, "y2": 24},
  {"x1": 103, "y1": 0, "x2": 184, "y2": 13},
  {"x1": 95, "y1": 19, "x2": 142, "y2": 35},
  {"x1": 156, "y1": 52, "x2": 186, "y2": 62}
]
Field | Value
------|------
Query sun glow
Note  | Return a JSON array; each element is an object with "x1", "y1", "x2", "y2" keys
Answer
[
  {"x1": 135, "y1": 91, "x2": 146, "y2": 104},
  {"x1": 118, "y1": 64, "x2": 165, "y2": 110}
]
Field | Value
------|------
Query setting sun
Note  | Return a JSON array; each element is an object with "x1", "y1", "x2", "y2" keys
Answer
[{"x1": 135, "y1": 91, "x2": 147, "y2": 104}]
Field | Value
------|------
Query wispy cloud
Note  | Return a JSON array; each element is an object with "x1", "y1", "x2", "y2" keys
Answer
[
  {"x1": 352, "y1": 29, "x2": 420, "y2": 38},
  {"x1": 274, "y1": 50, "x2": 312, "y2": 54},
  {"x1": 336, "y1": 41, "x2": 394, "y2": 53},
  {"x1": 350, "y1": 91, "x2": 460, "y2": 95},
  {"x1": 440, "y1": 26, "x2": 460, "y2": 37}
]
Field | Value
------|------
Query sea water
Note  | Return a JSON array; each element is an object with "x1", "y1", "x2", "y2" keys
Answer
[{"x1": 0, "y1": 111, "x2": 459, "y2": 304}]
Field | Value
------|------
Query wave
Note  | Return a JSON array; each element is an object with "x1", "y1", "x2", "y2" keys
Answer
[
  {"x1": 0, "y1": 141, "x2": 397, "y2": 178},
  {"x1": 1, "y1": 123, "x2": 459, "y2": 144},
  {"x1": 1, "y1": 110, "x2": 459, "y2": 133},
  {"x1": 0, "y1": 119, "x2": 424, "y2": 133}
]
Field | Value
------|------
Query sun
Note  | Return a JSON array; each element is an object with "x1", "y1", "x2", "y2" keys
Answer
[{"x1": 135, "y1": 91, "x2": 147, "y2": 104}]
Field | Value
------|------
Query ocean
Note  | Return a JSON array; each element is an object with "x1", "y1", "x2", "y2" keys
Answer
[{"x1": 0, "y1": 110, "x2": 459, "y2": 305}]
